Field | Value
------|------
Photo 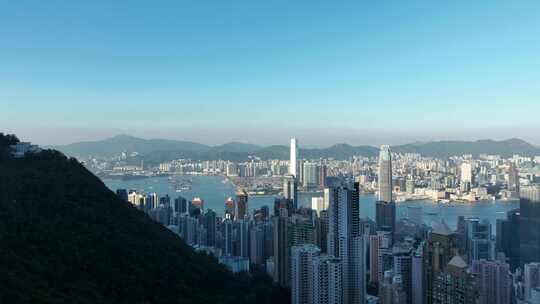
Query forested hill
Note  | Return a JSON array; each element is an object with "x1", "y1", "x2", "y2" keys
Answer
[{"x1": 0, "y1": 133, "x2": 289, "y2": 303}]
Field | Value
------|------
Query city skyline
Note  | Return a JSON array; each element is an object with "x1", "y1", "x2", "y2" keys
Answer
[{"x1": 2, "y1": 1, "x2": 540, "y2": 146}]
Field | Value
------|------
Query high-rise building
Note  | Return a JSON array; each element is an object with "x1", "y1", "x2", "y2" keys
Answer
[
  {"x1": 290, "y1": 138, "x2": 298, "y2": 177},
  {"x1": 496, "y1": 209, "x2": 520, "y2": 270},
  {"x1": 223, "y1": 218, "x2": 234, "y2": 256},
  {"x1": 313, "y1": 254, "x2": 343, "y2": 304},
  {"x1": 327, "y1": 182, "x2": 365, "y2": 304},
  {"x1": 234, "y1": 219, "x2": 250, "y2": 258},
  {"x1": 204, "y1": 209, "x2": 217, "y2": 247},
  {"x1": 273, "y1": 214, "x2": 292, "y2": 287},
  {"x1": 423, "y1": 221, "x2": 459, "y2": 304},
  {"x1": 284, "y1": 175, "x2": 298, "y2": 210},
  {"x1": 461, "y1": 162, "x2": 473, "y2": 192},
  {"x1": 432, "y1": 255, "x2": 477, "y2": 304},
  {"x1": 235, "y1": 190, "x2": 248, "y2": 220},
  {"x1": 249, "y1": 224, "x2": 266, "y2": 265},
  {"x1": 472, "y1": 259, "x2": 511, "y2": 304},
  {"x1": 464, "y1": 218, "x2": 494, "y2": 262},
  {"x1": 520, "y1": 185, "x2": 540, "y2": 266},
  {"x1": 378, "y1": 145, "x2": 393, "y2": 203},
  {"x1": 412, "y1": 247, "x2": 424, "y2": 304},
  {"x1": 175, "y1": 196, "x2": 188, "y2": 214},
  {"x1": 224, "y1": 197, "x2": 235, "y2": 219},
  {"x1": 369, "y1": 232, "x2": 391, "y2": 284},
  {"x1": 508, "y1": 163, "x2": 520, "y2": 196},
  {"x1": 291, "y1": 244, "x2": 321, "y2": 304},
  {"x1": 376, "y1": 201, "x2": 396, "y2": 238},
  {"x1": 393, "y1": 242, "x2": 413, "y2": 304},
  {"x1": 303, "y1": 162, "x2": 319, "y2": 191},
  {"x1": 524, "y1": 263, "x2": 540, "y2": 303}
]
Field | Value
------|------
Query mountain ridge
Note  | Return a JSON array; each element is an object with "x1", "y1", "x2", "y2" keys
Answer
[{"x1": 52, "y1": 134, "x2": 540, "y2": 162}]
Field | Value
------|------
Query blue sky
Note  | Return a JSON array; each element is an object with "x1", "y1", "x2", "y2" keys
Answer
[{"x1": 1, "y1": 1, "x2": 539, "y2": 146}]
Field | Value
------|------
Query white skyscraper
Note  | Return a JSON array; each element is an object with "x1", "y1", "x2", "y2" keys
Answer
[{"x1": 290, "y1": 138, "x2": 298, "y2": 177}]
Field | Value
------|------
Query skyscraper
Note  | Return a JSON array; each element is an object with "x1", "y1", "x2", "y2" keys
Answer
[
  {"x1": 273, "y1": 213, "x2": 292, "y2": 287},
  {"x1": 376, "y1": 201, "x2": 396, "y2": 237},
  {"x1": 378, "y1": 145, "x2": 393, "y2": 203},
  {"x1": 520, "y1": 185, "x2": 540, "y2": 266},
  {"x1": 524, "y1": 262, "x2": 540, "y2": 303},
  {"x1": 327, "y1": 182, "x2": 365, "y2": 304},
  {"x1": 291, "y1": 244, "x2": 321, "y2": 304},
  {"x1": 313, "y1": 254, "x2": 343, "y2": 304},
  {"x1": 472, "y1": 259, "x2": 511, "y2": 304},
  {"x1": 290, "y1": 138, "x2": 298, "y2": 177},
  {"x1": 496, "y1": 209, "x2": 520, "y2": 269},
  {"x1": 234, "y1": 190, "x2": 248, "y2": 220},
  {"x1": 283, "y1": 175, "x2": 298, "y2": 210},
  {"x1": 302, "y1": 162, "x2": 319, "y2": 191}
]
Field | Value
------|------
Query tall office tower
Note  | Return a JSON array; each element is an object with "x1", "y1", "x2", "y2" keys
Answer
[
  {"x1": 412, "y1": 247, "x2": 424, "y2": 304},
  {"x1": 393, "y1": 242, "x2": 413, "y2": 304},
  {"x1": 472, "y1": 259, "x2": 511, "y2": 304},
  {"x1": 204, "y1": 209, "x2": 216, "y2": 247},
  {"x1": 378, "y1": 145, "x2": 393, "y2": 203},
  {"x1": 432, "y1": 256, "x2": 477, "y2": 304},
  {"x1": 376, "y1": 201, "x2": 396, "y2": 238},
  {"x1": 290, "y1": 138, "x2": 298, "y2": 177},
  {"x1": 423, "y1": 221, "x2": 459, "y2": 304},
  {"x1": 465, "y1": 218, "x2": 494, "y2": 262},
  {"x1": 273, "y1": 214, "x2": 292, "y2": 287},
  {"x1": 313, "y1": 254, "x2": 343, "y2": 304},
  {"x1": 174, "y1": 196, "x2": 188, "y2": 214},
  {"x1": 303, "y1": 162, "x2": 319, "y2": 190},
  {"x1": 520, "y1": 185, "x2": 540, "y2": 266},
  {"x1": 116, "y1": 189, "x2": 128, "y2": 201},
  {"x1": 327, "y1": 182, "x2": 365, "y2": 304},
  {"x1": 284, "y1": 175, "x2": 299, "y2": 210},
  {"x1": 524, "y1": 263, "x2": 540, "y2": 303},
  {"x1": 224, "y1": 197, "x2": 234, "y2": 220},
  {"x1": 496, "y1": 209, "x2": 520, "y2": 269},
  {"x1": 291, "y1": 244, "x2": 321, "y2": 304},
  {"x1": 234, "y1": 190, "x2": 248, "y2": 220},
  {"x1": 461, "y1": 162, "x2": 473, "y2": 192},
  {"x1": 223, "y1": 218, "x2": 234, "y2": 256},
  {"x1": 234, "y1": 219, "x2": 250, "y2": 258},
  {"x1": 298, "y1": 159, "x2": 305, "y2": 186}
]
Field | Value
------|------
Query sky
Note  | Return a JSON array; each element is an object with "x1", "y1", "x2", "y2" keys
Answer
[{"x1": 1, "y1": 0, "x2": 539, "y2": 147}]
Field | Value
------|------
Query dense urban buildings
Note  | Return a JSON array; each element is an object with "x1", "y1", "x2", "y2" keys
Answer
[{"x1": 107, "y1": 138, "x2": 540, "y2": 304}]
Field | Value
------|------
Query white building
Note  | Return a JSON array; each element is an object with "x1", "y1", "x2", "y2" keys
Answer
[
  {"x1": 313, "y1": 254, "x2": 343, "y2": 304},
  {"x1": 290, "y1": 138, "x2": 298, "y2": 177}
]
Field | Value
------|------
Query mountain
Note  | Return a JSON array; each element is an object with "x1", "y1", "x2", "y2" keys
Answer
[
  {"x1": 54, "y1": 134, "x2": 540, "y2": 163},
  {"x1": 393, "y1": 138, "x2": 540, "y2": 158},
  {"x1": 53, "y1": 134, "x2": 210, "y2": 157},
  {"x1": 0, "y1": 134, "x2": 289, "y2": 303}
]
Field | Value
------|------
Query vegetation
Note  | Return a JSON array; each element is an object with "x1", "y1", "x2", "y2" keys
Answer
[{"x1": 0, "y1": 134, "x2": 289, "y2": 304}]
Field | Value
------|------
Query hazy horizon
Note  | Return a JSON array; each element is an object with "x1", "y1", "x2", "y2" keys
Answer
[{"x1": 5, "y1": 125, "x2": 540, "y2": 148}]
